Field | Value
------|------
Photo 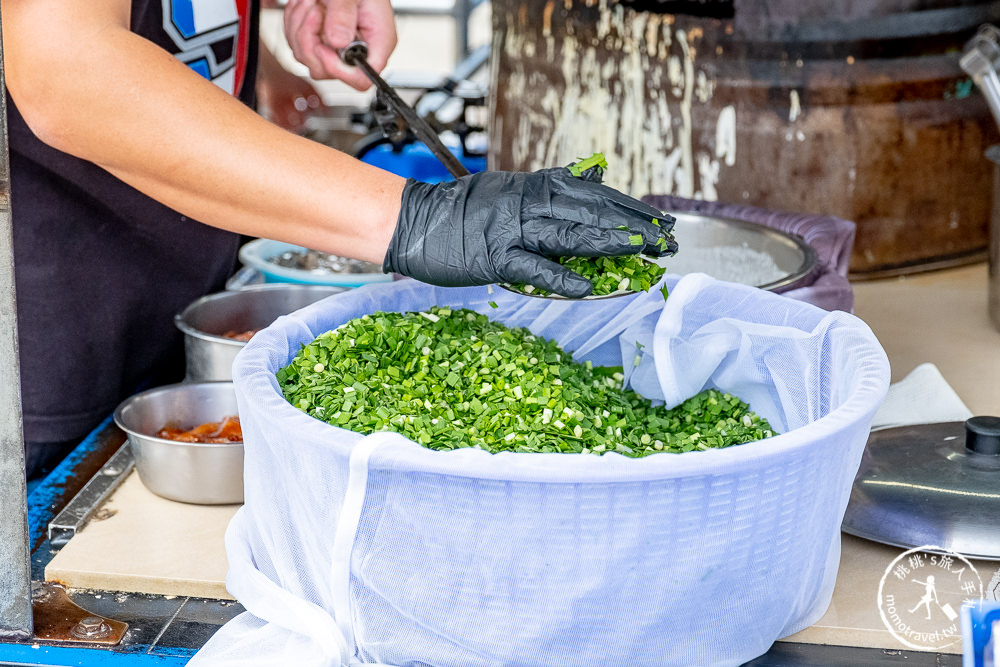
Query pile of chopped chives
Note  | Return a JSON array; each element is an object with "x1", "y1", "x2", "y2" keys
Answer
[
  {"x1": 511, "y1": 254, "x2": 667, "y2": 297},
  {"x1": 277, "y1": 307, "x2": 774, "y2": 456},
  {"x1": 508, "y1": 218, "x2": 673, "y2": 298}
]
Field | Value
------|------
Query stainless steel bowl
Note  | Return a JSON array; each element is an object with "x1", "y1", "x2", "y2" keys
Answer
[
  {"x1": 113, "y1": 382, "x2": 243, "y2": 505},
  {"x1": 176, "y1": 284, "x2": 345, "y2": 381},
  {"x1": 654, "y1": 212, "x2": 818, "y2": 291}
]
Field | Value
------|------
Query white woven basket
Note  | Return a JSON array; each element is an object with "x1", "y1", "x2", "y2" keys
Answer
[{"x1": 194, "y1": 274, "x2": 890, "y2": 667}]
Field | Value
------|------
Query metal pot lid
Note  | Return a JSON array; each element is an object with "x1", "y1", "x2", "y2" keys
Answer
[
  {"x1": 652, "y1": 212, "x2": 818, "y2": 292},
  {"x1": 842, "y1": 418, "x2": 1000, "y2": 560}
]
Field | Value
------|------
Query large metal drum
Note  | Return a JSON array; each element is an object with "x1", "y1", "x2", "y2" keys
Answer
[{"x1": 488, "y1": 0, "x2": 1000, "y2": 277}]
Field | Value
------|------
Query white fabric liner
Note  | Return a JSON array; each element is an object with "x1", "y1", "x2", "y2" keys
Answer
[{"x1": 190, "y1": 274, "x2": 890, "y2": 667}]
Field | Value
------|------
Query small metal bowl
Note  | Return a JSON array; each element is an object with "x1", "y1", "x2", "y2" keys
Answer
[
  {"x1": 498, "y1": 212, "x2": 817, "y2": 300},
  {"x1": 113, "y1": 382, "x2": 243, "y2": 505},
  {"x1": 176, "y1": 283, "x2": 345, "y2": 381},
  {"x1": 500, "y1": 256, "x2": 667, "y2": 300}
]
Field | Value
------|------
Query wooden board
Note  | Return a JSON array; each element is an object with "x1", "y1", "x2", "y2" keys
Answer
[
  {"x1": 853, "y1": 262, "x2": 1000, "y2": 416},
  {"x1": 44, "y1": 471, "x2": 239, "y2": 600}
]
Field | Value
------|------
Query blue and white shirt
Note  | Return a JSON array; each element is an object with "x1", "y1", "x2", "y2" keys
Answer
[{"x1": 155, "y1": 0, "x2": 255, "y2": 95}]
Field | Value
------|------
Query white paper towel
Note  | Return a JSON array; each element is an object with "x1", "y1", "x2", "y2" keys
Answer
[{"x1": 871, "y1": 362, "x2": 974, "y2": 431}]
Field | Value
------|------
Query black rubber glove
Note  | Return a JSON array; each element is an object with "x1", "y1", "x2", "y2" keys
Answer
[{"x1": 383, "y1": 168, "x2": 678, "y2": 298}]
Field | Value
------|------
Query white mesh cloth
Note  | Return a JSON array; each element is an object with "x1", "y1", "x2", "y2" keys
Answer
[{"x1": 190, "y1": 274, "x2": 890, "y2": 667}]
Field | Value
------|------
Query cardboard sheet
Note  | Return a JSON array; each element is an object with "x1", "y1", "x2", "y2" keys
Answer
[{"x1": 45, "y1": 471, "x2": 239, "y2": 600}]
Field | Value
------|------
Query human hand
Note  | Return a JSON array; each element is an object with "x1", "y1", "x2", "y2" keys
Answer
[
  {"x1": 283, "y1": 0, "x2": 397, "y2": 91},
  {"x1": 383, "y1": 169, "x2": 678, "y2": 298}
]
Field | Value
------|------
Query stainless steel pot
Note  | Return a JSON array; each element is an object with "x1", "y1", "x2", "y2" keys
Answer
[
  {"x1": 176, "y1": 284, "x2": 345, "y2": 381},
  {"x1": 114, "y1": 382, "x2": 243, "y2": 505}
]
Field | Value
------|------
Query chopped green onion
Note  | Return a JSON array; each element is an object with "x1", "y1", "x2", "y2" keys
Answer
[
  {"x1": 509, "y1": 255, "x2": 666, "y2": 297},
  {"x1": 277, "y1": 307, "x2": 775, "y2": 457},
  {"x1": 567, "y1": 152, "x2": 608, "y2": 178}
]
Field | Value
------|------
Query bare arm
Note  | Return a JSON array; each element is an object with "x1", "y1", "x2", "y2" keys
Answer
[
  {"x1": 1, "y1": 0, "x2": 404, "y2": 264},
  {"x1": 3, "y1": 0, "x2": 675, "y2": 298}
]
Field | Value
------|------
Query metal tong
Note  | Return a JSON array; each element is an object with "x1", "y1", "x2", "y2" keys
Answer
[{"x1": 338, "y1": 39, "x2": 470, "y2": 179}]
